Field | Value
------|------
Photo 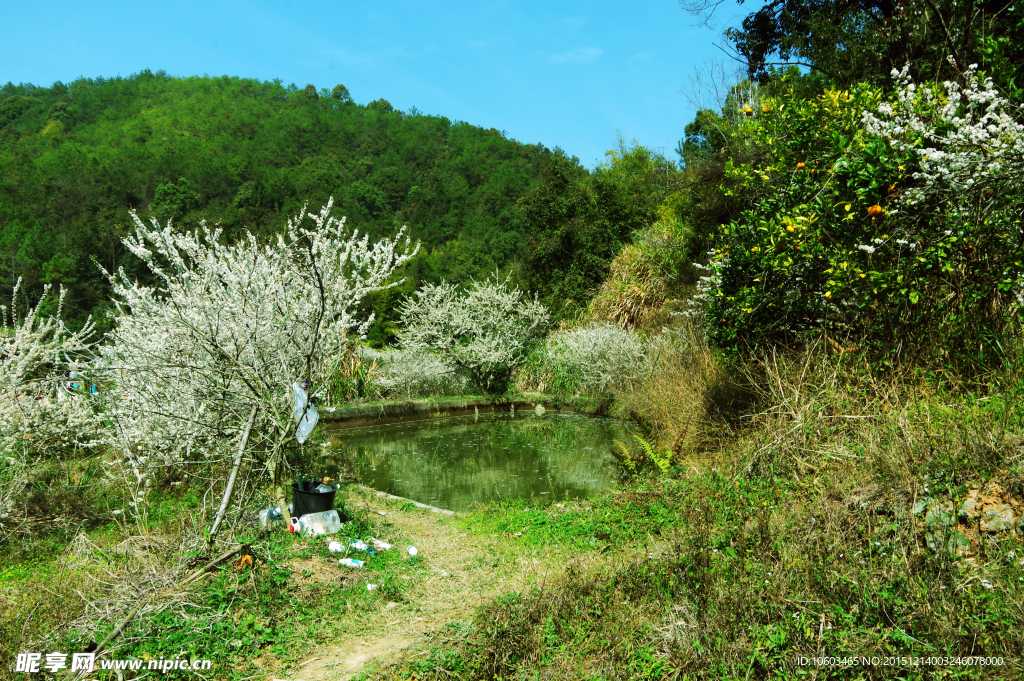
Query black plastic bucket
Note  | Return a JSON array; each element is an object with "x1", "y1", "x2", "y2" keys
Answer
[{"x1": 291, "y1": 480, "x2": 336, "y2": 519}]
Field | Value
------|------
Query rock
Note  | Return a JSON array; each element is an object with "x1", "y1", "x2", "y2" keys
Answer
[
  {"x1": 925, "y1": 502, "x2": 956, "y2": 529},
  {"x1": 926, "y1": 530, "x2": 972, "y2": 558},
  {"x1": 911, "y1": 498, "x2": 930, "y2": 516},
  {"x1": 980, "y1": 504, "x2": 1015, "y2": 533},
  {"x1": 959, "y1": 492, "x2": 982, "y2": 519}
]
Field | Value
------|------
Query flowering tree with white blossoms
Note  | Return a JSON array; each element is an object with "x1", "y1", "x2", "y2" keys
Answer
[
  {"x1": 398, "y1": 274, "x2": 549, "y2": 395},
  {"x1": 1, "y1": 281, "x2": 100, "y2": 523},
  {"x1": 99, "y1": 199, "x2": 418, "y2": 528},
  {"x1": 858, "y1": 61, "x2": 1024, "y2": 355}
]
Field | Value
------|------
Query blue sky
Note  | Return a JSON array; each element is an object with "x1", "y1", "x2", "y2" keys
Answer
[{"x1": 2, "y1": 1, "x2": 756, "y2": 168}]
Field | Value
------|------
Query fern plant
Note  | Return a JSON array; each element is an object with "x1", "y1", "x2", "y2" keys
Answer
[
  {"x1": 612, "y1": 438, "x2": 637, "y2": 477},
  {"x1": 634, "y1": 434, "x2": 672, "y2": 476}
]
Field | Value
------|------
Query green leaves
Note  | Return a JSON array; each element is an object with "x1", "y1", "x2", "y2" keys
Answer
[{"x1": 696, "y1": 79, "x2": 1024, "y2": 367}]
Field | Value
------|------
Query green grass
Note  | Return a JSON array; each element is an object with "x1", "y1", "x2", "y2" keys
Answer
[{"x1": 460, "y1": 485, "x2": 683, "y2": 549}]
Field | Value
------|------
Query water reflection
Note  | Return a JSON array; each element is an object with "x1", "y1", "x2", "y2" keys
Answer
[{"x1": 332, "y1": 412, "x2": 628, "y2": 511}]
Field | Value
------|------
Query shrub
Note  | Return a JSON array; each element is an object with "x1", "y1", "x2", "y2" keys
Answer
[
  {"x1": 97, "y1": 199, "x2": 417, "y2": 491},
  {"x1": 359, "y1": 346, "x2": 466, "y2": 399},
  {"x1": 1, "y1": 282, "x2": 100, "y2": 522},
  {"x1": 692, "y1": 64, "x2": 1024, "y2": 367},
  {"x1": 525, "y1": 323, "x2": 650, "y2": 396}
]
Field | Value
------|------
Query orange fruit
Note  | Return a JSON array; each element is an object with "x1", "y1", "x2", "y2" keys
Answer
[
  {"x1": 796, "y1": 162, "x2": 806, "y2": 169},
  {"x1": 867, "y1": 205, "x2": 883, "y2": 217}
]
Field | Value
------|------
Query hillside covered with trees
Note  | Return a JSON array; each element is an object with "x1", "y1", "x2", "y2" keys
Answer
[{"x1": 0, "y1": 72, "x2": 666, "y2": 340}]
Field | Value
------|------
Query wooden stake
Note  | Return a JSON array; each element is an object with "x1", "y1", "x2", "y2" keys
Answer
[{"x1": 208, "y1": 405, "x2": 258, "y2": 543}]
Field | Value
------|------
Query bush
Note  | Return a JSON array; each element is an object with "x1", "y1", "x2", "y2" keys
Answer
[
  {"x1": 522, "y1": 323, "x2": 650, "y2": 396},
  {"x1": 359, "y1": 346, "x2": 466, "y2": 399},
  {"x1": 692, "y1": 66, "x2": 1024, "y2": 368},
  {"x1": 1, "y1": 283, "x2": 100, "y2": 523}
]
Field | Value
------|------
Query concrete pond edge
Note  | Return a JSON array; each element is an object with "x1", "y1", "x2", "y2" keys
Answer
[{"x1": 320, "y1": 394, "x2": 613, "y2": 430}]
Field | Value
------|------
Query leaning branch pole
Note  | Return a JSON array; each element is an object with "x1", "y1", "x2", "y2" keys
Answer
[{"x1": 208, "y1": 405, "x2": 258, "y2": 543}]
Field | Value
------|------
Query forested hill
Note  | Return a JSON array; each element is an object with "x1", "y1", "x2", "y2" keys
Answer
[{"x1": 0, "y1": 70, "x2": 664, "y2": 339}]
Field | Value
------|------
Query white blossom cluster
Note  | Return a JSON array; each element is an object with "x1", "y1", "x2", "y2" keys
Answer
[
  {"x1": 681, "y1": 251, "x2": 725, "y2": 318},
  {"x1": 398, "y1": 274, "x2": 549, "y2": 394},
  {"x1": 98, "y1": 199, "x2": 418, "y2": 467},
  {"x1": 863, "y1": 61, "x2": 1024, "y2": 204},
  {"x1": 542, "y1": 323, "x2": 650, "y2": 393},
  {"x1": 359, "y1": 346, "x2": 465, "y2": 399},
  {"x1": 1, "y1": 282, "x2": 100, "y2": 521}
]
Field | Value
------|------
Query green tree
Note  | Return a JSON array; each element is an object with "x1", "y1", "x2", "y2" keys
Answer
[
  {"x1": 150, "y1": 178, "x2": 201, "y2": 223},
  {"x1": 330, "y1": 84, "x2": 353, "y2": 103},
  {"x1": 686, "y1": 0, "x2": 1024, "y2": 90},
  {"x1": 513, "y1": 145, "x2": 673, "y2": 321}
]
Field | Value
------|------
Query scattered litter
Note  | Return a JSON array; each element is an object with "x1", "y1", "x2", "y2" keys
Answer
[
  {"x1": 328, "y1": 541, "x2": 344, "y2": 553},
  {"x1": 425, "y1": 532, "x2": 431, "y2": 536},
  {"x1": 385, "y1": 601, "x2": 399, "y2": 609},
  {"x1": 367, "y1": 584, "x2": 379, "y2": 591},
  {"x1": 371, "y1": 538, "x2": 393, "y2": 551},
  {"x1": 339, "y1": 558, "x2": 364, "y2": 568},
  {"x1": 378, "y1": 511, "x2": 387, "y2": 516},
  {"x1": 349, "y1": 540, "x2": 371, "y2": 551},
  {"x1": 407, "y1": 546, "x2": 418, "y2": 556}
]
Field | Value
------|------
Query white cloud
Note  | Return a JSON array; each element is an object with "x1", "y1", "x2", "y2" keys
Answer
[{"x1": 550, "y1": 47, "x2": 603, "y2": 64}]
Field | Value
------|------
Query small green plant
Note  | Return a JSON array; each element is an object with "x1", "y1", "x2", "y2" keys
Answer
[
  {"x1": 612, "y1": 438, "x2": 637, "y2": 477},
  {"x1": 633, "y1": 434, "x2": 672, "y2": 475}
]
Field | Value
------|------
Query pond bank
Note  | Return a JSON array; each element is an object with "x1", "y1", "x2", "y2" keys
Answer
[{"x1": 321, "y1": 394, "x2": 615, "y2": 430}]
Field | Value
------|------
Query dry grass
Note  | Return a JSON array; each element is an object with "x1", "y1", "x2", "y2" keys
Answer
[{"x1": 612, "y1": 321, "x2": 738, "y2": 457}]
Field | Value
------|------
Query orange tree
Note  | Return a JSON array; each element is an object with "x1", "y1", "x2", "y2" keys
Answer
[{"x1": 694, "y1": 76, "x2": 1024, "y2": 368}]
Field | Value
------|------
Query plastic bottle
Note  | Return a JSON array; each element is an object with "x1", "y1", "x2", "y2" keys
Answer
[
  {"x1": 289, "y1": 509, "x2": 342, "y2": 536},
  {"x1": 407, "y1": 546, "x2": 418, "y2": 556},
  {"x1": 258, "y1": 506, "x2": 288, "y2": 528},
  {"x1": 339, "y1": 558, "x2": 364, "y2": 568},
  {"x1": 314, "y1": 483, "x2": 333, "y2": 494},
  {"x1": 350, "y1": 540, "x2": 370, "y2": 551},
  {"x1": 371, "y1": 538, "x2": 393, "y2": 551}
]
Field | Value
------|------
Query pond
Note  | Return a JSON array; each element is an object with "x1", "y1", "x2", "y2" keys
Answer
[{"x1": 328, "y1": 411, "x2": 632, "y2": 512}]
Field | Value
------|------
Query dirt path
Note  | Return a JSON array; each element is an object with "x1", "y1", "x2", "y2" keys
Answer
[{"x1": 281, "y1": 487, "x2": 574, "y2": 681}]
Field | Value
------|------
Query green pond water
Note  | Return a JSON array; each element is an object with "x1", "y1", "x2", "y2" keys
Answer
[{"x1": 330, "y1": 411, "x2": 631, "y2": 512}]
